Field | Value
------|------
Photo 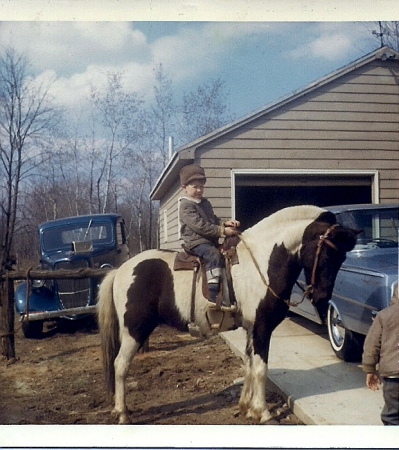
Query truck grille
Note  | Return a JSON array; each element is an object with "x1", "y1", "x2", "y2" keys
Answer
[{"x1": 55, "y1": 260, "x2": 91, "y2": 309}]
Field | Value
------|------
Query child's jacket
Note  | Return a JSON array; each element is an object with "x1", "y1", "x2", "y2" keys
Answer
[
  {"x1": 179, "y1": 197, "x2": 225, "y2": 249},
  {"x1": 362, "y1": 293, "x2": 399, "y2": 377}
]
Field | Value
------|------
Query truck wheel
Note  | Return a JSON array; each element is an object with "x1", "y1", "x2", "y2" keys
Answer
[
  {"x1": 327, "y1": 303, "x2": 363, "y2": 362},
  {"x1": 22, "y1": 320, "x2": 43, "y2": 339}
]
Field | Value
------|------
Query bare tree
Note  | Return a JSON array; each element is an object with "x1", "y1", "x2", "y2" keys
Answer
[
  {"x1": 90, "y1": 72, "x2": 143, "y2": 213},
  {"x1": 372, "y1": 21, "x2": 399, "y2": 51},
  {"x1": 180, "y1": 77, "x2": 234, "y2": 143},
  {"x1": 0, "y1": 47, "x2": 61, "y2": 269},
  {"x1": 151, "y1": 64, "x2": 176, "y2": 166},
  {"x1": 122, "y1": 107, "x2": 163, "y2": 252}
]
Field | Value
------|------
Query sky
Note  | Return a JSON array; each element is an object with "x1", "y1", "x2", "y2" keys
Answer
[{"x1": 0, "y1": 2, "x2": 397, "y2": 139}]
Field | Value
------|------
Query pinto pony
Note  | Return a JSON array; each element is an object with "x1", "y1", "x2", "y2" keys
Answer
[{"x1": 98, "y1": 205, "x2": 359, "y2": 424}]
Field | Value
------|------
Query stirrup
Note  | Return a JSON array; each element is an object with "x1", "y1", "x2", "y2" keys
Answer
[{"x1": 206, "y1": 299, "x2": 236, "y2": 312}]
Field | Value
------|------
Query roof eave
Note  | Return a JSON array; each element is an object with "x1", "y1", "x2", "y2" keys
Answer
[{"x1": 150, "y1": 147, "x2": 195, "y2": 200}]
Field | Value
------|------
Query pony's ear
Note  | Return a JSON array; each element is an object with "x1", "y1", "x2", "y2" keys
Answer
[{"x1": 317, "y1": 211, "x2": 337, "y2": 225}]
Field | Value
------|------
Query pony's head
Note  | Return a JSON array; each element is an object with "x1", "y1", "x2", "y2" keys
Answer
[{"x1": 300, "y1": 212, "x2": 361, "y2": 322}]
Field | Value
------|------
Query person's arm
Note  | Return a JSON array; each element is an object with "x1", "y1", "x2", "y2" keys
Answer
[{"x1": 362, "y1": 315, "x2": 383, "y2": 390}]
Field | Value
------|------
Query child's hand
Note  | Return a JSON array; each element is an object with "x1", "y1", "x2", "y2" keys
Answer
[
  {"x1": 366, "y1": 373, "x2": 381, "y2": 391},
  {"x1": 224, "y1": 226, "x2": 239, "y2": 237},
  {"x1": 225, "y1": 220, "x2": 240, "y2": 228}
]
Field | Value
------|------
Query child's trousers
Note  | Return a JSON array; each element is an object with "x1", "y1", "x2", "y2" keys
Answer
[
  {"x1": 190, "y1": 243, "x2": 223, "y2": 301},
  {"x1": 381, "y1": 377, "x2": 399, "y2": 425}
]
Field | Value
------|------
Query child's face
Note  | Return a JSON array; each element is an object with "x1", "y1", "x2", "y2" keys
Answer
[{"x1": 183, "y1": 181, "x2": 205, "y2": 200}]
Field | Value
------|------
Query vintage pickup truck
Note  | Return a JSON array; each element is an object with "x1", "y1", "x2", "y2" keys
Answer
[
  {"x1": 290, "y1": 204, "x2": 398, "y2": 362},
  {"x1": 15, "y1": 214, "x2": 130, "y2": 338}
]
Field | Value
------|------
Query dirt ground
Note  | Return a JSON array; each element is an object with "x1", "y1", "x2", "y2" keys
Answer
[{"x1": 1, "y1": 320, "x2": 302, "y2": 425}]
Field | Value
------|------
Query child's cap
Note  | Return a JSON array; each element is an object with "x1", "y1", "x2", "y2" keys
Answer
[{"x1": 180, "y1": 164, "x2": 206, "y2": 186}]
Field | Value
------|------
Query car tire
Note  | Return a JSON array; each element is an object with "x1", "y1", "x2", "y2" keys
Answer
[
  {"x1": 22, "y1": 320, "x2": 43, "y2": 339},
  {"x1": 327, "y1": 303, "x2": 364, "y2": 362}
]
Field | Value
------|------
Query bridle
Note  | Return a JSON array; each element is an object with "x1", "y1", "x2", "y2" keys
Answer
[
  {"x1": 294, "y1": 223, "x2": 341, "y2": 306},
  {"x1": 239, "y1": 223, "x2": 341, "y2": 307}
]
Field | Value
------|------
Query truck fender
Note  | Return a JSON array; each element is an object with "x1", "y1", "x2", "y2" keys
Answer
[{"x1": 15, "y1": 282, "x2": 56, "y2": 315}]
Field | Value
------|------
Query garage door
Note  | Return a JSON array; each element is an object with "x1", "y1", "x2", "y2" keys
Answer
[{"x1": 233, "y1": 170, "x2": 375, "y2": 230}]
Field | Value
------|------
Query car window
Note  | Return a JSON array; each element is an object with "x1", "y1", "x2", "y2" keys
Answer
[
  {"x1": 42, "y1": 222, "x2": 113, "y2": 252},
  {"x1": 336, "y1": 208, "x2": 398, "y2": 247}
]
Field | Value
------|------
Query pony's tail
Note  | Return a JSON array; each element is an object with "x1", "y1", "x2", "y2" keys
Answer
[{"x1": 97, "y1": 268, "x2": 119, "y2": 398}]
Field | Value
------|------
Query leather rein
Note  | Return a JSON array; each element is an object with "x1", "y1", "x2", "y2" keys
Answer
[
  {"x1": 294, "y1": 223, "x2": 340, "y2": 306},
  {"x1": 238, "y1": 223, "x2": 341, "y2": 307}
]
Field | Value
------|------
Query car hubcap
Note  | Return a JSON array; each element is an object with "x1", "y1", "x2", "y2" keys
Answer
[{"x1": 330, "y1": 307, "x2": 345, "y2": 347}]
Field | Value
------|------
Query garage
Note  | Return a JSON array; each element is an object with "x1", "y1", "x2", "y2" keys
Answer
[
  {"x1": 232, "y1": 170, "x2": 376, "y2": 230},
  {"x1": 150, "y1": 47, "x2": 399, "y2": 251}
]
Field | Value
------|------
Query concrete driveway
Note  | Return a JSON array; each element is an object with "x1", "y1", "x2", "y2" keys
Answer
[{"x1": 220, "y1": 314, "x2": 384, "y2": 425}]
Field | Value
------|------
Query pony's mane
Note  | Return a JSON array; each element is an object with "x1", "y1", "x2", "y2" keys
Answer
[
  {"x1": 247, "y1": 205, "x2": 326, "y2": 232},
  {"x1": 241, "y1": 205, "x2": 327, "y2": 252}
]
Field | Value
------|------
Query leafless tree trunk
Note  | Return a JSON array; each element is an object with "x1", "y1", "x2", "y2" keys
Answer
[
  {"x1": 0, "y1": 47, "x2": 60, "y2": 268},
  {"x1": 151, "y1": 64, "x2": 176, "y2": 166},
  {"x1": 90, "y1": 72, "x2": 143, "y2": 213},
  {"x1": 0, "y1": 47, "x2": 61, "y2": 359}
]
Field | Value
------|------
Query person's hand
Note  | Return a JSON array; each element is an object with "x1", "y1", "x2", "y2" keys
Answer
[
  {"x1": 225, "y1": 220, "x2": 240, "y2": 228},
  {"x1": 366, "y1": 373, "x2": 381, "y2": 391},
  {"x1": 224, "y1": 226, "x2": 239, "y2": 237}
]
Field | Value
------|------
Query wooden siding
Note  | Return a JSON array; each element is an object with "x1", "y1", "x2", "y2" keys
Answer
[
  {"x1": 159, "y1": 182, "x2": 181, "y2": 250},
  {"x1": 157, "y1": 58, "x2": 399, "y2": 250}
]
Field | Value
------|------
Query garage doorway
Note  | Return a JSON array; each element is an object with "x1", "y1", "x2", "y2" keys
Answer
[{"x1": 233, "y1": 170, "x2": 377, "y2": 230}]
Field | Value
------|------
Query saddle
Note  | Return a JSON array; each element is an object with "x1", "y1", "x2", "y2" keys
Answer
[
  {"x1": 173, "y1": 236, "x2": 241, "y2": 336},
  {"x1": 173, "y1": 235, "x2": 240, "y2": 271}
]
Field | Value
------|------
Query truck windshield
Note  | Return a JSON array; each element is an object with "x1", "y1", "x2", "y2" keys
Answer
[{"x1": 42, "y1": 222, "x2": 113, "y2": 252}]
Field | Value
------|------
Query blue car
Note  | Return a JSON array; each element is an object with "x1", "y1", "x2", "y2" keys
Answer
[
  {"x1": 15, "y1": 214, "x2": 130, "y2": 338},
  {"x1": 290, "y1": 204, "x2": 398, "y2": 362}
]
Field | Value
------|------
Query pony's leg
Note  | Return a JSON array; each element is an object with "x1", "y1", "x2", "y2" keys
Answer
[
  {"x1": 239, "y1": 331, "x2": 254, "y2": 416},
  {"x1": 113, "y1": 332, "x2": 140, "y2": 424},
  {"x1": 239, "y1": 339, "x2": 271, "y2": 422},
  {"x1": 248, "y1": 353, "x2": 271, "y2": 423},
  {"x1": 246, "y1": 299, "x2": 288, "y2": 423}
]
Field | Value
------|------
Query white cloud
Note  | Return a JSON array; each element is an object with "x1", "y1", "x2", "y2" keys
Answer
[
  {"x1": 291, "y1": 32, "x2": 353, "y2": 61},
  {"x1": 286, "y1": 22, "x2": 375, "y2": 61},
  {"x1": 149, "y1": 22, "x2": 278, "y2": 81},
  {"x1": 0, "y1": 22, "x2": 163, "y2": 114},
  {"x1": 0, "y1": 22, "x2": 149, "y2": 76},
  {"x1": 50, "y1": 62, "x2": 155, "y2": 112},
  {"x1": 0, "y1": 22, "x2": 278, "y2": 114}
]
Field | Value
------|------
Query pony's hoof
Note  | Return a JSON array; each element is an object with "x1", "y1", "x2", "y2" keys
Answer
[
  {"x1": 118, "y1": 413, "x2": 132, "y2": 424},
  {"x1": 245, "y1": 408, "x2": 259, "y2": 421},
  {"x1": 260, "y1": 410, "x2": 273, "y2": 424},
  {"x1": 111, "y1": 408, "x2": 131, "y2": 424},
  {"x1": 243, "y1": 406, "x2": 271, "y2": 423},
  {"x1": 238, "y1": 401, "x2": 249, "y2": 416}
]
